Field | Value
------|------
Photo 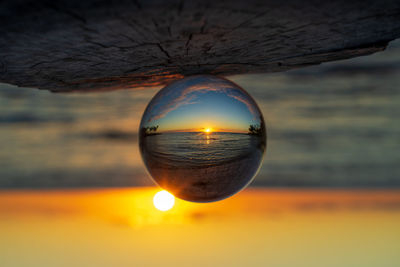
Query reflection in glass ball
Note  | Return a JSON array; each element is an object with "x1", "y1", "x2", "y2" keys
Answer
[{"x1": 139, "y1": 75, "x2": 266, "y2": 202}]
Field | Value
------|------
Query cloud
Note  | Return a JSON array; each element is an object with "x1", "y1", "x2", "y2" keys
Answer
[
  {"x1": 145, "y1": 76, "x2": 259, "y2": 124},
  {"x1": 148, "y1": 94, "x2": 198, "y2": 122}
]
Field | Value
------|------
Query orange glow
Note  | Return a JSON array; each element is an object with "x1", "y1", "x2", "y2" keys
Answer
[
  {"x1": 0, "y1": 188, "x2": 400, "y2": 266},
  {"x1": 1, "y1": 188, "x2": 400, "y2": 226},
  {"x1": 203, "y1": 127, "x2": 213, "y2": 134},
  {"x1": 153, "y1": 190, "x2": 175, "y2": 211}
]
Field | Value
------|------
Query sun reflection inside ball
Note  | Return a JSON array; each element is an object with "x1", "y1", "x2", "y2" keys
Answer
[{"x1": 204, "y1": 128, "x2": 212, "y2": 134}]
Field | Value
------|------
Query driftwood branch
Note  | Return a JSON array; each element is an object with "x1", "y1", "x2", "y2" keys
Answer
[{"x1": 0, "y1": 0, "x2": 399, "y2": 92}]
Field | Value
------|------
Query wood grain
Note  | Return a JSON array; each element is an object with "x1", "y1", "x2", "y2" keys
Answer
[{"x1": 0, "y1": 0, "x2": 399, "y2": 92}]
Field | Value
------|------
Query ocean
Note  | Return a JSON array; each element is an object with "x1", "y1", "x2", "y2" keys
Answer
[
  {"x1": 0, "y1": 40, "x2": 399, "y2": 188},
  {"x1": 141, "y1": 132, "x2": 262, "y2": 167},
  {"x1": 140, "y1": 132, "x2": 265, "y2": 201}
]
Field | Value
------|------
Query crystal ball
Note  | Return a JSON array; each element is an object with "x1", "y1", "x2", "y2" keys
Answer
[{"x1": 139, "y1": 75, "x2": 266, "y2": 202}]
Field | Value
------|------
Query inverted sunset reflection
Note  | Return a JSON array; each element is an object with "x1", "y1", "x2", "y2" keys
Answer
[
  {"x1": 139, "y1": 75, "x2": 266, "y2": 202},
  {"x1": 140, "y1": 76, "x2": 262, "y2": 133}
]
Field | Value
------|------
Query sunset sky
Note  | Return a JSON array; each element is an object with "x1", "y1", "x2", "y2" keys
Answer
[
  {"x1": 1, "y1": 188, "x2": 399, "y2": 267},
  {"x1": 141, "y1": 76, "x2": 263, "y2": 133}
]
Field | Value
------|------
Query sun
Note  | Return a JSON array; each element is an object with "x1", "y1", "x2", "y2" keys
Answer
[
  {"x1": 204, "y1": 127, "x2": 213, "y2": 134},
  {"x1": 153, "y1": 190, "x2": 175, "y2": 211}
]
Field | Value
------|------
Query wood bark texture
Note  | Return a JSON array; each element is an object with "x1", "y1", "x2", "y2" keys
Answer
[{"x1": 0, "y1": 0, "x2": 400, "y2": 92}]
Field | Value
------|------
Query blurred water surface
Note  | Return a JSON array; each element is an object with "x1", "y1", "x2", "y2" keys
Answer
[
  {"x1": 143, "y1": 132, "x2": 259, "y2": 167},
  {"x1": 0, "y1": 40, "x2": 400, "y2": 188}
]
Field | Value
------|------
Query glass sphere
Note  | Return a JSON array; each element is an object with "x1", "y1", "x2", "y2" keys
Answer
[{"x1": 139, "y1": 75, "x2": 266, "y2": 202}]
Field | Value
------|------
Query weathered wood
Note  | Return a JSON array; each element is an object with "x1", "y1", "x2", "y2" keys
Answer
[{"x1": 0, "y1": 0, "x2": 399, "y2": 92}]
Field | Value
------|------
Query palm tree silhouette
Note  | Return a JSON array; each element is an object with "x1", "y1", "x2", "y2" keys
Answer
[{"x1": 140, "y1": 125, "x2": 160, "y2": 137}]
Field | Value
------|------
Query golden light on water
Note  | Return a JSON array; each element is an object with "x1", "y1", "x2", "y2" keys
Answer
[{"x1": 153, "y1": 190, "x2": 175, "y2": 211}]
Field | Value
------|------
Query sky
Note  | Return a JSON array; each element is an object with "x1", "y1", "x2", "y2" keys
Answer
[{"x1": 140, "y1": 75, "x2": 262, "y2": 132}]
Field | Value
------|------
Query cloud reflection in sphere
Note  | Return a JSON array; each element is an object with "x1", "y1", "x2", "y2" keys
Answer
[{"x1": 139, "y1": 75, "x2": 266, "y2": 202}]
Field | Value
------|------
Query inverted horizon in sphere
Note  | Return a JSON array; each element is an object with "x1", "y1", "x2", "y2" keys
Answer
[
  {"x1": 140, "y1": 75, "x2": 262, "y2": 134},
  {"x1": 140, "y1": 75, "x2": 266, "y2": 202}
]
